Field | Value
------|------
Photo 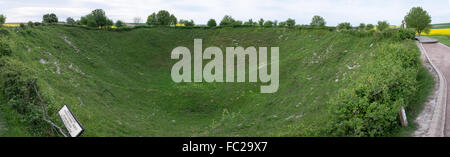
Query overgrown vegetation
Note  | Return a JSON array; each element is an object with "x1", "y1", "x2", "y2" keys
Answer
[
  {"x1": 0, "y1": 28, "x2": 59, "y2": 136},
  {"x1": 0, "y1": 25, "x2": 432, "y2": 136},
  {"x1": 327, "y1": 42, "x2": 422, "y2": 136}
]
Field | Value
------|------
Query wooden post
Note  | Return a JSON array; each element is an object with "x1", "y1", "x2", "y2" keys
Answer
[{"x1": 399, "y1": 106, "x2": 408, "y2": 127}]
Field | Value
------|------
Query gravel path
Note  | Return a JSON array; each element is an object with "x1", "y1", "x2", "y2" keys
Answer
[{"x1": 421, "y1": 42, "x2": 450, "y2": 136}]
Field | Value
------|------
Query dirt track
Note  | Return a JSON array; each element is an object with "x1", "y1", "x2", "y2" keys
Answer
[{"x1": 421, "y1": 42, "x2": 450, "y2": 136}]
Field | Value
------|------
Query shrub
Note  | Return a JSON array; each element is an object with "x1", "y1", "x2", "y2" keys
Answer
[
  {"x1": 27, "y1": 21, "x2": 34, "y2": 27},
  {"x1": 0, "y1": 28, "x2": 9, "y2": 36},
  {"x1": 286, "y1": 18, "x2": 296, "y2": 27},
  {"x1": 328, "y1": 44, "x2": 420, "y2": 137},
  {"x1": 310, "y1": 15, "x2": 326, "y2": 27},
  {"x1": 377, "y1": 21, "x2": 389, "y2": 32},
  {"x1": 358, "y1": 23, "x2": 366, "y2": 30},
  {"x1": 0, "y1": 38, "x2": 12, "y2": 56},
  {"x1": 43, "y1": 13, "x2": 58, "y2": 23},
  {"x1": 207, "y1": 19, "x2": 217, "y2": 27},
  {"x1": 0, "y1": 14, "x2": 6, "y2": 26},
  {"x1": 396, "y1": 29, "x2": 416, "y2": 40},
  {"x1": 179, "y1": 19, "x2": 195, "y2": 27},
  {"x1": 0, "y1": 57, "x2": 56, "y2": 136},
  {"x1": 263, "y1": 20, "x2": 274, "y2": 27},
  {"x1": 337, "y1": 22, "x2": 352, "y2": 31},
  {"x1": 115, "y1": 20, "x2": 125, "y2": 28},
  {"x1": 80, "y1": 9, "x2": 114, "y2": 28},
  {"x1": 66, "y1": 17, "x2": 76, "y2": 25},
  {"x1": 220, "y1": 15, "x2": 235, "y2": 26},
  {"x1": 366, "y1": 24, "x2": 374, "y2": 30}
]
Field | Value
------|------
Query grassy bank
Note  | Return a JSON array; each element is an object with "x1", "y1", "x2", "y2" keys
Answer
[{"x1": 0, "y1": 25, "x2": 433, "y2": 136}]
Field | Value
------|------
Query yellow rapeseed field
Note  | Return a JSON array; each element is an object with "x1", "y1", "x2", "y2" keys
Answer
[
  {"x1": 2, "y1": 24, "x2": 20, "y2": 27},
  {"x1": 422, "y1": 28, "x2": 450, "y2": 36}
]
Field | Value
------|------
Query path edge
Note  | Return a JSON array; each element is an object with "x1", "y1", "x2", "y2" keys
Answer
[{"x1": 417, "y1": 42, "x2": 447, "y2": 137}]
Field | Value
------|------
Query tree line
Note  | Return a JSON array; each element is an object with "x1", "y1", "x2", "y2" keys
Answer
[{"x1": 0, "y1": 7, "x2": 432, "y2": 35}]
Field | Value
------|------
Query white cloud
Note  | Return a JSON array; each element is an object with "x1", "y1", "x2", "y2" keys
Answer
[{"x1": 0, "y1": 0, "x2": 448, "y2": 25}]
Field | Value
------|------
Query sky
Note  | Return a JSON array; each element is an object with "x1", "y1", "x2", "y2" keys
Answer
[{"x1": 0, "y1": 0, "x2": 449, "y2": 26}]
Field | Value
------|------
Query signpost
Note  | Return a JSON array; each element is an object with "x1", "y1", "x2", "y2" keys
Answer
[{"x1": 58, "y1": 105, "x2": 84, "y2": 137}]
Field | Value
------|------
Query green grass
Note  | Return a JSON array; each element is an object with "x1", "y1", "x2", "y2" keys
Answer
[
  {"x1": 432, "y1": 23, "x2": 450, "y2": 29},
  {"x1": 0, "y1": 87, "x2": 32, "y2": 137},
  {"x1": 0, "y1": 26, "x2": 434, "y2": 136},
  {"x1": 428, "y1": 35, "x2": 450, "y2": 47}
]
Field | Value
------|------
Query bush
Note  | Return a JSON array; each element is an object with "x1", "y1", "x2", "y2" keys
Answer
[
  {"x1": 396, "y1": 29, "x2": 416, "y2": 40},
  {"x1": 115, "y1": 20, "x2": 125, "y2": 28},
  {"x1": 0, "y1": 14, "x2": 6, "y2": 26},
  {"x1": 328, "y1": 44, "x2": 420, "y2": 137},
  {"x1": 286, "y1": 18, "x2": 296, "y2": 27},
  {"x1": 337, "y1": 22, "x2": 352, "y2": 31},
  {"x1": 310, "y1": 15, "x2": 326, "y2": 27},
  {"x1": 0, "y1": 38, "x2": 12, "y2": 56},
  {"x1": 366, "y1": 24, "x2": 374, "y2": 30},
  {"x1": 43, "y1": 13, "x2": 58, "y2": 23},
  {"x1": 0, "y1": 57, "x2": 57, "y2": 136},
  {"x1": 27, "y1": 21, "x2": 34, "y2": 28},
  {"x1": 220, "y1": 15, "x2": 235, "y2": 27},
  {"x1": 0, "y1": 28, "x2": 9, "y2": 36},
  {"x1": 377, "y1": 21, "x2": 389, "y2": 32},
  {"x1": 66, "y1": 17, "x2": 76, "y2": 25},
  {"x1": 207, "y1": 19, "x2": 217, "y2": 27}
]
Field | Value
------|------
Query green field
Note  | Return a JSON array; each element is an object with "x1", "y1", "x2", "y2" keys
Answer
[
  {"x1": 429, "y1": 35, "x2": 450, "y2": 47},
  {"x1": 432, "y1": 23, "x2": 450, "y2": 29},
  {"x1": 0, "y1": 25, "x2": 433, "y2": 136}
]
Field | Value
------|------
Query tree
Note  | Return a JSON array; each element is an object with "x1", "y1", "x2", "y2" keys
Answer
[
  {"x1": 91, "y1": 9, "x2": 108, "y2": 27},
  {"x1": 337, "y1": 22, "x2": 352, "y2": 31},
  {"x1": 106, "y1": 19, "x2": 113, "y2": 26},
  {"x1": 263, "y1": 20, "x2": 274, "y2": 27},
  {"x1": 366, "y1": 24, "x2": 374, "y2": 30},
  {"x1": 169, "y1": 14, "x2": 177, "y2": 25},
  {"x1": 219, "y1": 15, "x2": 235, "y2": 26},
  {"x1": 258, "y1": 18, "x2": 264, "y2": 26},
  {"x1": 244, "y1": 19, "x2": 255, "y2": 26},
  {"x1": 156, "y1": 10, "x2": 171, "y2": 25},
  {"x1": 310, "y1": 15, "x2": 326, "y2": 27},
  {"x1": 0, "y1": 15, "x2": 5, "y2": 26},
  {"x1": 207, "y1": 19, "x2": 217, "y2": 27},
  {"x1": 233, "y1": 20, "x2": 243, "y2": 26},
  {"x1": 278, "y1": 22, "x2": 287, "y2": 27},
  {"x1": 115, "y1": 20, "x2": 125, "y2": 27},
  {"x1": 43, "y1": 13, "x2": 58, "y2": 23},
  {"x1": 179, "y1": 19, "x2": 194, "y2": 27},
  {"x1": 404, "y1": 7, "x2": 432, "y2": 36},
  {"x1": 133, "y1": 17, "x2": 142, "y2": 24},
  {"x1": 286, "y1": 18, "x2": 296, "y2": 27},
  {"x1": 358, "y1": 23, "x2": 366, "y2": 30},
  {"x1": 376, "y1": 21, "x2": 389, "y2": 31},
  {"x1": 146, "y1": 10, "x2": 177, "y2": 26},
  {"x1": 66, "y1": 17, "x2": 76, "y2": 25},
  {"x1": 146, "y1": 13, "x2": 158, "y2": 25},
  {"x1": 27, "y1": 21, "x2": 34, "y2": 27},
  {"x1": 80, "y1": 9, "x2": 113, "y2": 28}
]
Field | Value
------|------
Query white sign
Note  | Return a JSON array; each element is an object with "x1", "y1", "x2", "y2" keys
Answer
[{"x1": 58, "y1": 105, "x2": 84, "y2": 137}]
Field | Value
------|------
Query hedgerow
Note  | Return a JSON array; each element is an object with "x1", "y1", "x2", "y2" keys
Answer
[{"x1": 327, "y1": 43, "x2": 420, "y2": 137}]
